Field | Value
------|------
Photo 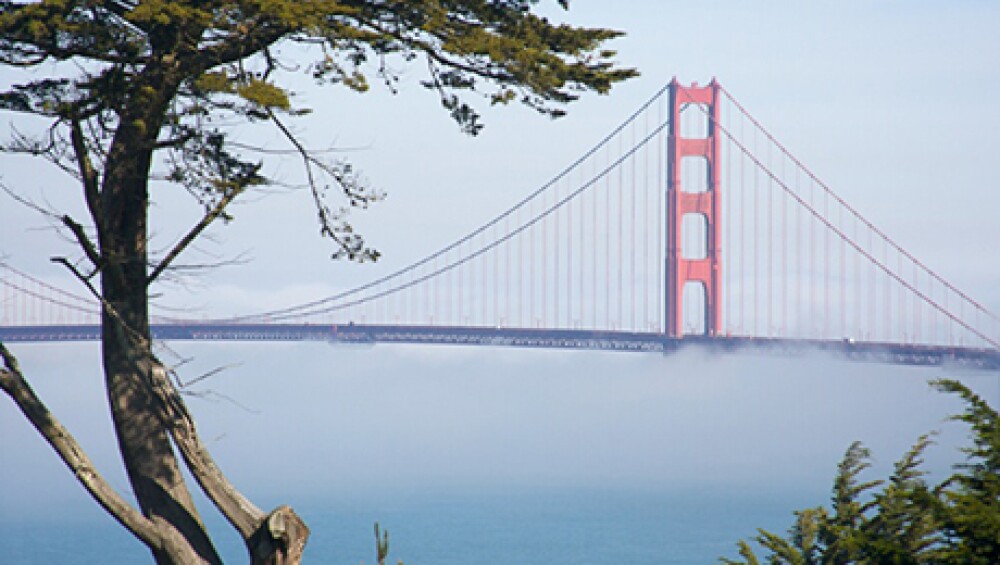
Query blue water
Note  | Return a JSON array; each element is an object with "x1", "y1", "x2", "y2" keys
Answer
[{"x1": 0, "y1": 484, "x2": 819, "y2": 564}]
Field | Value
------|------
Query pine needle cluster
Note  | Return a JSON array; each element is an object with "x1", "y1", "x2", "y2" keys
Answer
[{"x1": 722, "y1": 379, "x2": 1000, "y2": 565}]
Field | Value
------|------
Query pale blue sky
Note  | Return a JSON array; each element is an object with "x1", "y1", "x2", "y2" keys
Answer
[{"x1": 2, "y1": 0, "x2": 999, "y2": 551}]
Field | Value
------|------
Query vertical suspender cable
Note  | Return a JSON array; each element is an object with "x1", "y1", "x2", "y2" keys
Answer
[
  {"x1": 591, "y1": 153, "x2": 597, "y2": 328},
  {"x1": 944, "y1": 281, "x2": 951, "y2": 345},
  {"x1": 631, "y1": 120, "x2": 637, "y2": 331},
  {"x1": 482, "y1": 231, "x2": 487, "y2": 326},
  {"x1": 657, "y1": 100, "x2": 665, "y2": 334},
  {"x1": 724, "y1": 100, "x2": 731, "y2": 333},
  {"x1": 767, "y1": 138, "x2": 773, "y2": 336},
  {"x1": 518, "y1": 209, "x2": 523, "y2": 327},
  {"x1": 567, "y1": 172, "x2": 572, "y2": 328},
  {"x1": 532, "y1": 194, "x2": 537, "y2": 326},
  {"x1": 884, "y1": 238, "x2": 891, "y2": 342},
  {"x1": 543, "y1": 180, "x2": 549, "y2": 328},
  {"x1": 457, "y1": 243, "x2": 463, "y2": 325},
  {"x1": 824, "y1": 189, "x2": 830, "y2": 339},
  {"x1": 840, "y1": 205, "x2": 846, "y2": 338},
  {"x1": 606, "y1": 143, "x2": 611, "y2": 329},
  {"x1": 896, "y1": 253, "x2": 910, "y2": 343},
  {"x1": 740, "y1": 113, "x2": 746, "y2": 334},
  {"x1": 796, "y1": 167, "x2": 802, "y2": 338},
  {"x1": 493, "y1": 218, "x2": 499, "y2": 325},
  {"x1": 854, "y1": 214, "x2": 860, "y2": 339},
  {"x1": 446, "y1": 245, "x2": 454, "y2": 325},
  {"x1": 644, "y1": 107, "x2": 651, "y2": 331},
  {"x1": 618, "y1": 131, "x2": 624, "y2": 329},
  {"x1": 869, "y1": 223, "x2": 875, "y2": 340},
  {"x1": 914, "y1": 262, "x2": 920, "y2": 343},
  {"x1": 810, "y1": 178, "x2": 817, "y2": 338},
  {"x1": 781, "y1": 151, "x2": 787, "y2": 335},
  {"x1": 753, "y1": 125, "x2": 759, "y2": 336},
  {"x1": 577, "y1": 161, "x2": 583, "y2": 327}
]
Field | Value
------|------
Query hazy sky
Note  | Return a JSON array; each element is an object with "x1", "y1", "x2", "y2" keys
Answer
[{"x1": 2, "y1": 0, "x2": 1000, "y2": 550}]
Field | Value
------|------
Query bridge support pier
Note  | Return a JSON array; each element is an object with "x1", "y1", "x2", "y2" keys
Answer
[{"x1": 666, "y1": 78, "x2": 723, "y2": 337}]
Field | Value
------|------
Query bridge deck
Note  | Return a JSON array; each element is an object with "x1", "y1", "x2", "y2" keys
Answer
[{"x1": 2, "y1": 324, "x2": 997, "y2": 371}]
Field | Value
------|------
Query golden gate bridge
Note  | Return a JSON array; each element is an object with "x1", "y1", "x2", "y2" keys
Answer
[{"x1": 2, "y1": 80, "x2": 998, "y2": 369}]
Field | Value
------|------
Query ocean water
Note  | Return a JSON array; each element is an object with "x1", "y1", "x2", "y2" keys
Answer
[{"x1": 1, "y1": 485, "x2": 820, "y2": 564}]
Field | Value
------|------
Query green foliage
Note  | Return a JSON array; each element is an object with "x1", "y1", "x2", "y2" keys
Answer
[
  {"x1": 235, "y1": 78, "x2": 291, "y2": 110},
  {"x1": 862, "y1": 434, "x2": 941, "y2": 563},
  {"x1": 721, "y1": 379, "x2": 999, "y2": 565},
  {"x1": 823, "y1": 441, "x2": 882, "y2": 563},
  {"x1": 931, "y1": 380, "x2": 1000, "y2": 564},
  {"x1": 0, "y1": 0, "x2": 636, "y2": 261},
  {"x1": 193, "y1": 71, "x2": 235, "y2": 94},
  {"x1": 373, "y1": 522, "x2": 401, "y2": 565},
  {"x1": 0, "y1": 3, "x2": 635, "y2": 561}
]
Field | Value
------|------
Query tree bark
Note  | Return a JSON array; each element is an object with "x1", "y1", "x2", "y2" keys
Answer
[
  {"x1": 92, "y1": 56, "x2": 309, "y2": 563},
  {"x1": 0, "y1": 342, "x2": 213, "y2": 563},
  {"x1": 0, "y1": 344, "x2": 164, "y2": 551},
  {"x1": 95, "y1": 61, "x2": 222, "y2": 564},
  {"x1": 144, "y1": 358, "x2": 311, "y2": 561},
  {"x1": 249, "y1": 506, "x2": 310, "y2": 565}
]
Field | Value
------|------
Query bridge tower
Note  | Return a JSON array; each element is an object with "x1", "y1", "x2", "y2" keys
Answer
[{"x1": 665, "y1": 78, "x2": 723, "y2": 337}]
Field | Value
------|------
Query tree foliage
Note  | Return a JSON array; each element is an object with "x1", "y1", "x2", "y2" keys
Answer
[
  {"x1": 0, "y1": 0, "x2": 635, "y2": 261},
  {"x1": 721, "y1": 379, "x2": 1000, "y2": 565},
  {"x1": 0, "y1": 2, "x2": 635, "y2": 563},
  {"x1": 931, "y1": 380, "x2": 1000, "y2": 563}
]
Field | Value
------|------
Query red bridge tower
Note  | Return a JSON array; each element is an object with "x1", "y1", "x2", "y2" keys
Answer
[{"x1": 666, "y1": 78, "x2": 723, "y2": 337}]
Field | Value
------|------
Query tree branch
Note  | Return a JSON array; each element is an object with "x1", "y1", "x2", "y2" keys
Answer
[
  {"x1": 51, "y1": 257, "x2": 142, "y2": 348},
  {"x1": 3, "y1": 124, "x2": 81, "y2": 180},
  {"x1": 265, "y1": 107, "x2": 377, "y2": 261},
  {"x1": 139, "y1": 352, "x2": 309, "y2": 561},
  {"x1": 147, "y1": 185, "x2": 242, "y2": 285},
  {"x1": 0, "y1": 342, "x2": 163, "y2": 550},
  {"x1": 69, "y1": 116, "x2": 103, "y2": 229},
  {"x1": 60, "y1": 214, "x2": 102, "y2": 269},
  {"x1": 0, "y1": 179, "x2": 60, "y2": 219},
  {"x1": 200, "y1": 20, "x2": 290, "y2": 69},
  {"x1": 144, "y1": 356, "x2": 266, "y2": 539},
  {"x1": 0, "y1": 2, "x2": 143, "y2": 66}
]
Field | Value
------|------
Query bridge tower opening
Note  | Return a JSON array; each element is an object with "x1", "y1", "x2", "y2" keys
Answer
[{"x1": 666, "y1": 78, "x2": 723, "y2": 337}]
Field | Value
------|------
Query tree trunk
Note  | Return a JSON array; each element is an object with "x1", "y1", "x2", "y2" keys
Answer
[
  {"x1": 97, "y1": 67, "x2": 222, "y2": 564},
  {"x1": 88, "y1": 52, "x2": 308, "y2": 564},
  {"x1": 101, "y1": 302, "x2": 222, "y2": 563},
  {"x1": 249, "y1": 506, "x2": 310, "y2": 564}
]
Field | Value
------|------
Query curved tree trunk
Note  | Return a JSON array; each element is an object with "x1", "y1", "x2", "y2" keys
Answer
[
  {"x1": 94, "y1": 58, "x2": 309, "y2": 563},
  {"x1": 101, "y1": 314, "x2": 222, "y2": 563},
  {"x1": 96, "y1": 62, "x2": 222, "y2": 563}
]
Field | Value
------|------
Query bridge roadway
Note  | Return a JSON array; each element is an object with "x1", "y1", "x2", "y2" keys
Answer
[{"x1": 1, "y1": 323, "x2": 998, "y2": 370}]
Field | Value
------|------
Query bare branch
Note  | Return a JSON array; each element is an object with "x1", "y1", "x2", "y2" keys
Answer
[
  {"x1": 265, "y1": 107, "x2": 379, "y2": 261},
  {"x1": 0, "y1": 180, "x2": 60, "y2": 220},
  {"x1": 69, "y1": 116, "x2": 103, "y2": 226},
  {"x1": 147, "y1": 254, "x2": 251, "y2": 285},
  {"x1": 227, "y1": 139, "x2": 369, "y2": 155},
  {"x1": 0, "y1": 342, "x2": 163, "y2": 550},
  {"x1": 152, "y1": 130, "x2": 198, "y2": 150},
  {"x1": 3, "y1": 122, "x2": 82, "y2": 180},
  {"x1": 181, "y1": 389, "x2": 261, "y2": 417},
  {"x1": 50, "y1": 257, "x2": 143, "y2": 349},
  {"x1": 200, "y1": 20, "x2": 290, "y2": 70},
  {"x1": 59, "y1": 214, "x2": 101, "y2": 268},
  {"x1": 176, "y1": 363, "x2": 242, "y2": 389},
  {"x1": 143, "y1": 355, "x2": 269, "y2": 541},
  {"x1": 1, "y1": 178, "x2": 100, "y2": 270},
  {"x1": 147, "y1": 186, "x2": 243, "y2": 285}
]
